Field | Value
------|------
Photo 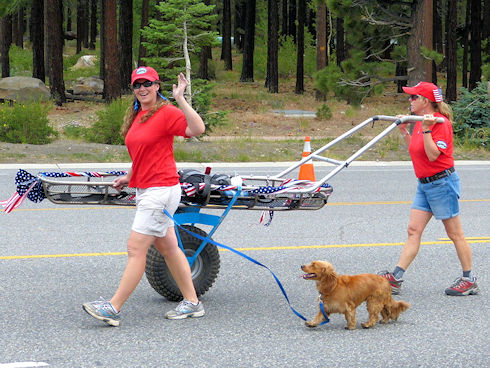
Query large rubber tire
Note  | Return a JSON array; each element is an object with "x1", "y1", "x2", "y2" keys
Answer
[{"x1": 145, "y1": 225, "x2": 220, "y2": 301}]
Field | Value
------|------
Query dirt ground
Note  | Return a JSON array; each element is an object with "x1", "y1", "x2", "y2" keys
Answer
[{"x1": 1, "y1": 86, "x2": 488, "y2": 163}]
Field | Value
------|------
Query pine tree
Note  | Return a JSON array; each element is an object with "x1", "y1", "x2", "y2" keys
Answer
[{"x1": 141, "y1": 0, "x2": 218, "y2": 106}]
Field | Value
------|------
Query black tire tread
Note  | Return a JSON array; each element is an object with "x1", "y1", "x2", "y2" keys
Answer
[{"x1": 145, "y1": 225, "x2": 220, "y2": 301}]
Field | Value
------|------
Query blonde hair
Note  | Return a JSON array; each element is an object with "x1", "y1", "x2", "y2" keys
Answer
[
  {"x1": 418, "y1": 95, "x2": 453, "y2": 122},
  {"x1": 120, "y1": 97, "x2": 169, "y2": 137}
]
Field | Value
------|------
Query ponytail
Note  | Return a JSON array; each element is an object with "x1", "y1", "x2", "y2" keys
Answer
[{"x1": 431, "y1": 101, "x2": 453, "y2": 122}]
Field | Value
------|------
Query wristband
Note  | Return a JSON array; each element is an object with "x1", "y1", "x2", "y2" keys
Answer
[{"x1": 423, "y1": 130, "x2": 432, "y2": 134}]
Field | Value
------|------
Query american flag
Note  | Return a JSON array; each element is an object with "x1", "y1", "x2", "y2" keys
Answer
[
  {"x1": 182, "y1": 182, "x2": 207, "y2": 197},
  {"x1": 433, "y1": 88, "x2": 443, "y2": 102}
]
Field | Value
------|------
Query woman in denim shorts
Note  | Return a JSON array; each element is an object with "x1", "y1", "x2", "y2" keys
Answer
[
  {"x1": 378, "y1": 82, "x2": 478, "y2": 297},
  {"x1": 82, "y1": 67, "x2": 206, "y2": 326}
]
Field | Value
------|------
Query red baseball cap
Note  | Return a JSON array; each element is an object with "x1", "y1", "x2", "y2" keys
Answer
[
  {"x1": 131, "y1": 66, "x2": 160, "y2": 85},
  {"x1": 402, "y1": 81, "x2": 443, "y2": 102}
]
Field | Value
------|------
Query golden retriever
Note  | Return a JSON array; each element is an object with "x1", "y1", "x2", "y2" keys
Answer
[{"x1": 301, "y1": 261, "x2": 410, "y2": 330}]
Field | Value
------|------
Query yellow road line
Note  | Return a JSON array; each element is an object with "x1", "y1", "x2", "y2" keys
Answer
[{"x1": 1, "y1": 239, "x2": 488, "y2": 260}]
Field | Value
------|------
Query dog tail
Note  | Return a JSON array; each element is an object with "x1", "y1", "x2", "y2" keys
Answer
[{"x1": 388, "y1": 300, "x2": 410, "y2": 321}]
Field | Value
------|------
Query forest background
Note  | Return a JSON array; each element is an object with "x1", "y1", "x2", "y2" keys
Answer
[{"x1": 0, "y1": 0, "x2": 488, "y2": 163}]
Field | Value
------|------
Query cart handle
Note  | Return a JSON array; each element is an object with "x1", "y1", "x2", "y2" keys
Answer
[{"x1": 275, "y1": 115, "x2": 445, "y2": 193}]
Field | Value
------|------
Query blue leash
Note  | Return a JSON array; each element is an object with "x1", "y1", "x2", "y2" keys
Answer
[{"x1": 164, "y1": 209, "x2": 330, "y2": 325}]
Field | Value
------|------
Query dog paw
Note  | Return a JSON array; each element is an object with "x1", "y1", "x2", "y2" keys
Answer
[
  {"x1": 361, "y1": 323, "x2": 373, "y2": 329},
  {"x1": 305, "y1": 321, "x2": 317, "y2": 328},
  {"x1": 344, "y1": 325, "x2": 356, "y2": 330}
]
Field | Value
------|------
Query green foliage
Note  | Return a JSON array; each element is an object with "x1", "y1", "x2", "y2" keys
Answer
[
  {"x1": 451, "y1": 82, "x2": 490, "y2": 150},
  {"x1": 314, "y1": 51, "x2": 374, "y2": 106},
  {"x1": 9, "y1": 46, "x2": 32, "y2": 76},
  {"x1": 62, "y1": 121, "x2": 87, "y2": 140},
  {"x1": 0, "y1": 101, "x2": 58, "y2": 144},
  {"x1": 420, "y1": 46, "x2": 444, "y2": 65},
  {"x1": 189, "y1": 79, "x2": 228, "y2": 132},
  {"x1": 84, "y1": 99, "x2": 128, "y2": 145},
  {"x1": 142, "y1": 0, "x2": 219, "y2": 86},
  {"x1": 482, "y1": 63, "x2": 490, "y2": 81},
  {"x1": 316, "y1": 104, "x2": 332, "y2": 120}
]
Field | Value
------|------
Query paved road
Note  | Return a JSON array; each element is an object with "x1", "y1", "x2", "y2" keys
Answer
[{"x1": 0, "y1": 162, "x2": 489, "y2": 368}]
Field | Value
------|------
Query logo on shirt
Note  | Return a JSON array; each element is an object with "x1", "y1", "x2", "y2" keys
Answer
[
  {"x1": 136, "y1": 67, "x2": 147, "y2": 74},
  {"x1": 436, "y1": 140, "x2": 447, "y2": 149}
]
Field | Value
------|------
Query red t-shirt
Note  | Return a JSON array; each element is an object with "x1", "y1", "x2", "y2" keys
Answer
[
  {"x1": 125, "y1": 104, "x2": 188, "y2": 188},
  {"x1": 408, "y1": 112, "x2": 454, "y2": 178}
]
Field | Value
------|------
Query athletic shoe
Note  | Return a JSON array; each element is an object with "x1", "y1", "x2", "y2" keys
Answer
[
  {"x1": 445, "y1": 277, "x2": 479, "y2": 296},
  {"x1": 82, "y1": 298, "x2": 120, "y2": 326},
  {"x1": 165, "y1": 300, "x2": 205, "y2": 320},
  {"x1": 378, "y1": 270, "x2": 403, "y2": 295}
]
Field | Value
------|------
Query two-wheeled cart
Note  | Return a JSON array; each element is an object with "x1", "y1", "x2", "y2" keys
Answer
[{"x1": 36, "y1": 115, "x2": 441, "y2": 300}]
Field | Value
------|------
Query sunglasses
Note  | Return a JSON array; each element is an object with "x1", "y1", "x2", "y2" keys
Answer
[
  {"x1": 409, "y1": 95, "x2": 419, "y2": 101},
  {"x1": 132, "y1": 80, "x2": 156, "y2": 89}
]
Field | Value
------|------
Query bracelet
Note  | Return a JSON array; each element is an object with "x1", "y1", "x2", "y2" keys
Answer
[{"x1": 423, "y1": 130, "x2": 432, "y2": 134}]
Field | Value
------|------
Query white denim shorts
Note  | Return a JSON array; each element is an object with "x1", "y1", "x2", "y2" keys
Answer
[{"x1": 132, "y1": 184, "x2": 181, "y2": 237}]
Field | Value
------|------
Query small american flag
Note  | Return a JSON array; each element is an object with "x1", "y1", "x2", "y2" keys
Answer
[{"x1": 433, "y1": 88, "x2": 443, "y2": 102}]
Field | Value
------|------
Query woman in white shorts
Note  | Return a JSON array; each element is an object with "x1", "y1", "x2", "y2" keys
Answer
[{"x1": 82, "y1": 66, "x2": 205, "y2": 326}]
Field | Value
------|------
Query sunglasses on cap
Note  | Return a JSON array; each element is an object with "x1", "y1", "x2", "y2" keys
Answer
[
  {"x1": 132, "y1": 80, "x2": 157, "y2": 89},
  {"x1": 409, "y1": 95, "x2": 419, "y2": 101}
]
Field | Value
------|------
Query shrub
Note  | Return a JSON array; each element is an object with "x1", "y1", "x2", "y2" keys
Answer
[
  {"x1": 84, "y1": 98, "x2": 128, "y2": 145},
  {"x1": 316, "y1": 104, "x2": 332, "y2": 120},
  {"x1": 0, "y1": 101, "x2": 57, "y2": 144},
  {"x1": 451, "y1": 82, "x2": 490, "y2": 150}
]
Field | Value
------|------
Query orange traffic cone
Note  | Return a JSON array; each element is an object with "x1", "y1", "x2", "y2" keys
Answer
[{"x1": 298, "y1": 136, "x2": 316, "y2": 181}]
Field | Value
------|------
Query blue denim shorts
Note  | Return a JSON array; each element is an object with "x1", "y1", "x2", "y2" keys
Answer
[{"x1": 412, "y1": 171, "x2": 461, "y2": 220}]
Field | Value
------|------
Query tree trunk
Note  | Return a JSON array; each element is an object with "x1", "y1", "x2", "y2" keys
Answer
[
  {"x1": 67, "y1": 6, "x2": 72, "y2": 32},
  {"x1": 198, "y1": 47, "x2": 209, "y2": 80},
  {"x1": 432, "y1": 0, "x2": 442, "y2": 84},
  {"x1": 336, "y1": 17, "x2": 345, "y2": 67},
  {"x1": 199, "y1": 0, "x2": 212, "y2": 79},
  {"x1": 76, "y1": 0, "x2": 84, "y2": 54},
  {"x1": 99, "y1": 0, "x2": 105, "y2": 80},
  {"x1": 45, "y1": 0, "x2": 66, "y2": 105},
  {"x1": 89, "y1": 0, "x2": 97, "y2": 49},
  {"x1": 469, "y1": 0, "x2": 482, "y2": 90},
  {"x1": 31, "y1": 0, "x2": 45, "y2": 82},
  {"x1": 462, "y1": 0, "x2": 470, "y2": 88},
  {"x1": 234, "y1": 0, "x2": 246, "y2": 51},
  {"x1": 281, "y1": 0, "x2": 288, "y2": 37},
  {"x1": 103, "y1": 0, "x2": 120, "y2": 102},
  {"x1": 0, "y1": 15, "x2": 12, "y2": 78},
  {"x1": 240, "y1": 0, "x2": 256, "y2": 82},
  {"x1": 396, "y1": 63, "x2": 408, "y2": 93},
  {"x1": 16, "y1": 8, "x2": 24, "y2": 48},
  {"x1": 266, "y1": 0, "x2": 279, "y2": 93},
  {"x1": 119, "y1": 0, "x2": 133, "y2": 93},
  {"x1": 315, "y1": 1, "x2": 327, "y2": 101},
  {"x1": 484, "y1": 0, "x2": 490, "y2": 55},
  {"x1": 83, "y1": 0, "x2": 89, "y2": 49},
  {"x1": 182, "y1": 17, "x2": 192, "y2": 107},
  {"x1": 445, "y1": 0, "x2": 457, "y2": 102},
  {"x1": 288, "y1": 0, "x2": 296, "y2": 42},
  {"x1": 406, "y1": 0, "x2": 433, "y2": 85},
  {"x1": 295, "y1": 0, "x2": 305, "y2": 94},
  {"x1": 221, "y1": 0, "x2": 232, "y2": 70},
  {"x1": 138, "y1": 0, "x2": 150, "y2": 66}
]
